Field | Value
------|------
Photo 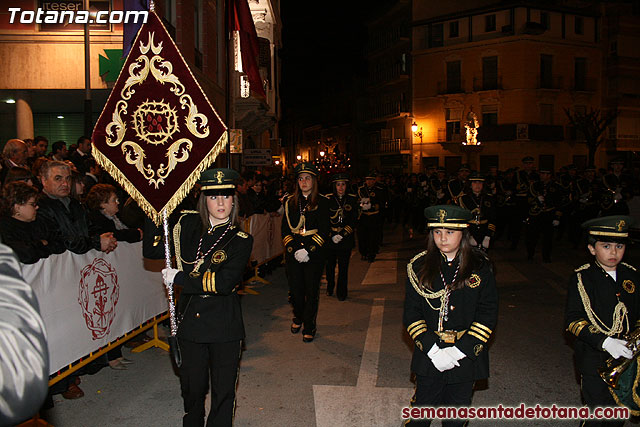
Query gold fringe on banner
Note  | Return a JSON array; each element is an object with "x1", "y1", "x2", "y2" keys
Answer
[{"x1": 92, "y1": 131, "x2": 228, "y2": 225}]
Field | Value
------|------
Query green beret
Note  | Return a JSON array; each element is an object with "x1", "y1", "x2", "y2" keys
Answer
[
  {"x1": 582, "y1": 215, "x2": 634, "y2": 241},
  {"x1": 424, "y1": 205, "x2": 471, "y2": 229},
  {"x1": 459, "y1": 163, "x2": 471, "y2": 172},
  {"x1": 199, "y1": 168, "x2": 238, "y2": 191},
  {"x1": 522, "y1": 156, "x2": 534, "y2": 163},
  {"x1": 332, "y1": 173, "x2": 349, "y2": 182},
  {"x1": 295, "y1": 162, "x2": 318, "y2": 177},
  {"x1": 365, "y1": 171, "x2": 377, "y2": 179}
]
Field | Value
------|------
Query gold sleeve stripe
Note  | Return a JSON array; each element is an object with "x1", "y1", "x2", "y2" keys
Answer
[
  {"x1": 407, "y1": 320, "x2": 426, "y2": 331},
  {"x1": 468, "y1": 330, "x2": 488, "y2": 343},
  {"x1": 410, "y1": 326, "x2": 428, "y2": 339},
  {"x1": 470, "y1": 326, "x2": 490, "y2": 340},
  {"x1": 207, "y1": 272, "x2": 213, "y2": 293},
  {"x1": 471, "y1": 322, "x2": 492, "y2": 334},
  {"x1": 312, "y1": 235, "x2": 324, "y2": 246},
  {"x1": 488, "y1": 224, "x2": 496, "y2": 231},
  {"x1": 344, "y1": 226, "x2": 353, "y2": 234},
  {"x1": 202, "y1": 272, "x2": 209, "y2": 292},
  {"x1": 211, "y1": 272, "x2": 216, "y2": 294},
  {"x1": 408, "y1": 322, "x2": 427, "y2": 336},
  {"x1": 568, "y1": 320, "x2": 589, "y2": 336},
  {"x1": 283, "y1": 235, "x2": 293, "y2": 246}
]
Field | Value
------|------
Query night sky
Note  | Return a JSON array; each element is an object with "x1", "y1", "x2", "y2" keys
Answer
[{"x1": 280, "y1": 2, "x2": 389, "y2": 125}]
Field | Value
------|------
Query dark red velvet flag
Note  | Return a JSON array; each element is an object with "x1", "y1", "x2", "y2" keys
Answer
[
  {"x1": 229, "y1": 0, "x2": 266, "y2": 98},
  {"x1": 92, "y1": 12, "x2": 227, "y2": 224}
]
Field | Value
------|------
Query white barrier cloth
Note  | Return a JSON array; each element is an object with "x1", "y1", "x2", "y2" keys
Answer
[{"x1": 21, "y1": 242, "x2": 166, "y2": 374}]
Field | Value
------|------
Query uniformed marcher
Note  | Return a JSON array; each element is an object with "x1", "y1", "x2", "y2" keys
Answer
[
  {"x1": 403, "y1": 205, "x2": 498, "y2": 426},
  {"x1": 447, "y1": 164, "x2": 470, "y2": 205},
  {"x1": 431, "y1": 167, "x2": 451, "y2": 205},
  {"x1": 357, "y1": 171, "x2": 383, "y2": 262},
  {"x1": 600, "y1": 158, "x2": 632, "y2": 217},
  {"x1": 510, "y1": 156, "x2": 539, "y2": 250},
  {"x1": 525, "y1": 168, "x2": 562, "y2": 262},
  {"x1": 325, "y1": 173, "x2": 358, "y2": 301},
  {"x1": 282, "y1": 162, "x2": 330, "y2": 342},
  {"x1": 160, "y1": 168, "x2": 254, "y2": 427},
  {"x1": 565, "y1": 216, "x2": 640, "y2": 427},
  {"x1": 570, "y1": 166, "x2": 600, "y2": 247},
  {"x1": 458, "y1": 172, "x2": 496, "y2": 251}
]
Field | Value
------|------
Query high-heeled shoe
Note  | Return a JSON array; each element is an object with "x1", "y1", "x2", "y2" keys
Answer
[
  {"x1": 291, "y1": 322, "x2": 301, "y2": 334},
  {"x1": 302, "y1": 334, "x2": 314, "y2": 343},
  {"x1": 118, "y1": 357, "x2": 134, "y2": 365}
]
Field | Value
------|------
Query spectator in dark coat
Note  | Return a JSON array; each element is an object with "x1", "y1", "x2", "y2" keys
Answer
[
  {"x1": 0, "y1": 182, "x2": 63, "y2": 264},
  {"x1": 85, "y1": 184, "x2": 142, "y2": 243}
]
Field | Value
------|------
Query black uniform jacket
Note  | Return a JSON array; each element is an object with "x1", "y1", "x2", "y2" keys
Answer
[
  {"x1": 172, "y1": 212, "x2": 253, "y2": 343},
  {"x1": 281, "y1": 194, "x2": 330, "y2": 260},
  {"x1": 326, "y1": 192, "x2": 358, "y2": 250},
  {"x1": 357, "y1": 185, "x2": 382, "y2": 217},
  {"x1": 458, "y1": 192, "x2": 497, "y2": 238},
  {"x1": 565, "y1": 261, "x2": 640, "y2": 375},
  {"x1": 404, "y1": 250, "x2": 498, "y2": 382},
  {"x1": 0, "y1": 216, "x2": 65, "y2": 264},
  {"x1": 34, "y1": 195, "x2": 100, "y2": 254}
]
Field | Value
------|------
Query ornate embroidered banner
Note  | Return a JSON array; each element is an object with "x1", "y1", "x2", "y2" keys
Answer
[{"x1": 92, "y1": 11, "x2": 227, "y2": 224}]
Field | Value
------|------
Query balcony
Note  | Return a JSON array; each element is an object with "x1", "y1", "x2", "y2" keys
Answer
[
  {"x1": 363, "y1": 138, "x2": 411, "y2": 155},
  {"x1": 473, "y1": 76, "x2": 502, "y2": 91},
  {"x1": 537, "y1": 76, "x2": 563, "y2": 90},
  {"x1": 366, "y1": 62, "x2": 410, "y2": 88},
  {"x1": 475, "y1": 124, "x2": 564, "y2": 141},
  {"x1": 437, "y1": 80, "x2": 465, "y2": 95},
  {"x1": 571, "y1": 77, "x2": 597, "y2": 93},
  {"x1": 359, "y1": 100, "x2": 411, "y2": 123}
]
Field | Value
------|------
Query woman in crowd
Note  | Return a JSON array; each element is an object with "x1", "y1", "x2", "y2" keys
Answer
[
  {"x1": 3, "y1": 166, "x2": 36, "y2": 188},
  {"x1": 159, "y1": 168, "x2": 253, "y2": 426},
  {"x1": 325, "y1": 172, "x2": 358, "y2": 301},
  {"x1": 0, "y1": 182, "x2": 63, "y2": 263},
  {"x1": 281, "y1": 162, "x2": 329, "y2": 342},
  {"x1": 403, "y1": 205, "x2": 498, "y2": 426},
  {"x1": 86, "y1": 184, "x2": 142, "y2": 244}
]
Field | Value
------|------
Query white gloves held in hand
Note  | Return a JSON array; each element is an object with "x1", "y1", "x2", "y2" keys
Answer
[
  {"x1": 162, "y1": 268, "x2": 179, "y2": 285},
  {"x1": 482, "y1": 236, "x2": 491, "y2": 249},
  {"x1": 602, "y1": 337, "x2": 633, "y2": 360},
  {"x1": 332, "y1": 235, "x2": 343, "y2": 244},
  {"x1": 552, "y1": 219, "x2": 560, "y2": 227},
  {"x1": 427, "y1": 343, "x2": 465, "y2": 372},
  {"x1": 294, "y1": 248, "x2": 310, "y2": 263}
]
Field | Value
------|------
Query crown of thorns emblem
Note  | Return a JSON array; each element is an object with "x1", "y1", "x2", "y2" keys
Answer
[
  {"x1": 78, "y1": 258, "x2": 120, "y2": 340},
  {"x1": 133, "y1": 100, "x2": 179, "y2": 146}
]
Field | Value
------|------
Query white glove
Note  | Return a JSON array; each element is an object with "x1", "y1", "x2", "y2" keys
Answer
[
  {"x1": 162, "y1": 268, "x2": 179, "y2": 285},
  {"x1": 482, "y1": 236, "x2": 490, "y2": 248},
  {"x1": 294, "y1": 249, "x2": 310, "y2": 263},
  {"x1": 362, "y1": 202, "x2": 372, "y2": 211},
  {"x1": 602, "y1": 337, "x2": 633, "y2": 360},
  {"x1": 427, "y1": 343, "x2": 459, "y2": 372},
  {"x1": 538, "y1": 195, "x2": 545, "y2": 203},
  {"x1": 552, "y1": 220, "x2": 560, "y2": 227},
  {"x1": 469, "y1": 237, "x2": 478, "y2": 247},
  {"x1": 614, "y1": 192, "x2": 623, "y2": 202},
  {"x1": 332, "y1": 235, "x2": 343, "y2": 244},
  {"x1": 442, "y1": 346, "x2": 467, "y2": 362}
]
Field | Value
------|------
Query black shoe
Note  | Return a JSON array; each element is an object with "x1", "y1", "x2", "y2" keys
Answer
[
  {"x1": 360, "y1": 255, "x2": 367, "y2": 261},
  {"x1": 367, "y1": 256, "x2": 375, "y2": 263},
  {"x1": 326, "y1": 289, "x2": 333, "y2": 296},
  {"x1": 338, "y1": 296, "x2": 346, "y2": 301},
  {"x1": 302, "y1": 335, "x2": 314, "y2": 343},
  {"x1": 291, "y1": 323, "x2": 301, "y2": 334}
]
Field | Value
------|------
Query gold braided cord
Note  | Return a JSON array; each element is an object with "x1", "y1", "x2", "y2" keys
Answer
[
  {"x1": 407, "y1": 251, "x2": 448, "y2": 312},
  {"x1": 284, "y1": 197, "x2": 305, "y2": 233},
  {"x1": 576, "y1": 272, "x2": 629, "y2": 336},
  {"x1": 173, "y1": 214, "x2": 183, "y2": 270}
]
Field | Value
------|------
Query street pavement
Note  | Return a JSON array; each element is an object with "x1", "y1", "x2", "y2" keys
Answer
[{"x1": 41, "y1": 225, "x2": 640, "y2": 426}]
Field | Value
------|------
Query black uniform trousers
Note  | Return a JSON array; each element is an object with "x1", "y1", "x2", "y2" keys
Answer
[
  {"x1": 526, "y1": 212, "x2": 554, "y2": 261},
  {"x1": 358, "y1": 214, "x2": 381, "y2": 259},
  {"x1": 178, "y1": 339, "x2": 241, "y2": 427},
  {"x1": 325, "y1": 246, "x2": 351, "y2": 300},
  {"x1": 580, "y1": 375, "x2": 625, "y2": 427},
  {"x1": 406, "y1": 374, "x2": 473, "y2": 427},
  {"x1": 509, "y1": 197, "x2": 528, "y2": 249},
  {"x1": 287, "y1": 257, "x2": 323, "y2": 335}
]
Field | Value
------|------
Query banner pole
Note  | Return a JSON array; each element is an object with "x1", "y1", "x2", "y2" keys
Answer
[{"x1": 162, "y1": 210, "x2": 178, "y2": 336}]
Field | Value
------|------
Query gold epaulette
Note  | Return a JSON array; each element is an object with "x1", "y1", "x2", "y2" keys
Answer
[
  {"x1": 622, "y1": 262, "x2": 637, "y2": 272},
  {"x1": 320, "y1": 193, "x2": 330, "y2": 199},
  {"x1": 180, "y1": 209, "x2": 198, "y2": 214},
  {"x1": 348, "y1": 193, "x2": 357, "y2": 197},
  {"x1": 575, "y1": 263, "x2": 590, "y2": 272}
]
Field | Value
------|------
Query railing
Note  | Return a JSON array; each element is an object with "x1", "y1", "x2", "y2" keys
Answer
[
  {"x1": 363, "y1": 138, "x2": 410, "y2": 154},
  {"x1": 359, "y1": 100, "x2": 411, "y2": 122},
  {"x1": 437, "y1": 80, "x2": 465, "y2": 94},
  {"x1": 367, "y1": 62, "x2": 409, "y2": 87},
  {"x1": 537, "y1": 76, "x2": 563, "y2": 90},
  {"x1": 473, "y1": 76, "x2": 503, "y2": 91}
]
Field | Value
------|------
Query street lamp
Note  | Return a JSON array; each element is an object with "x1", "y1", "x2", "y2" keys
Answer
[
  {"x1": 412, "y1": 121, "x2": 423, "y2": 141},
  {"x1": 296, "y1": 154, "x2": 302, "y2": 161},
  {"x1": 319, "y1": 151, "x2": 325, "y2": 157}
]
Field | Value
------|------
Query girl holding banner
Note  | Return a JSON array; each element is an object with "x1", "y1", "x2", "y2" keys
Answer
[{"x1": 161, "y1": 168, "x2": 253, "y2": 427}]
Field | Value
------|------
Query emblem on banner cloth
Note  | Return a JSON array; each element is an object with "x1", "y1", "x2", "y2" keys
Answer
[
  {"x1": 78, "y1": 258, "x2": 120, "y2": 340},
  {"x1": 92, "y1": 11, "x2": 227, "y2": 225}
]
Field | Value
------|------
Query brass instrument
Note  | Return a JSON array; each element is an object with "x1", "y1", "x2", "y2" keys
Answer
[{"x1": 599, "y1": 328, "x2": 640, "y2": 389}]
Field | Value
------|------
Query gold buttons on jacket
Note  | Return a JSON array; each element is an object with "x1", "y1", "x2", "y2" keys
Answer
[{"x1": 195, "y1": 313, "x2": 201, "y2": 318}]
